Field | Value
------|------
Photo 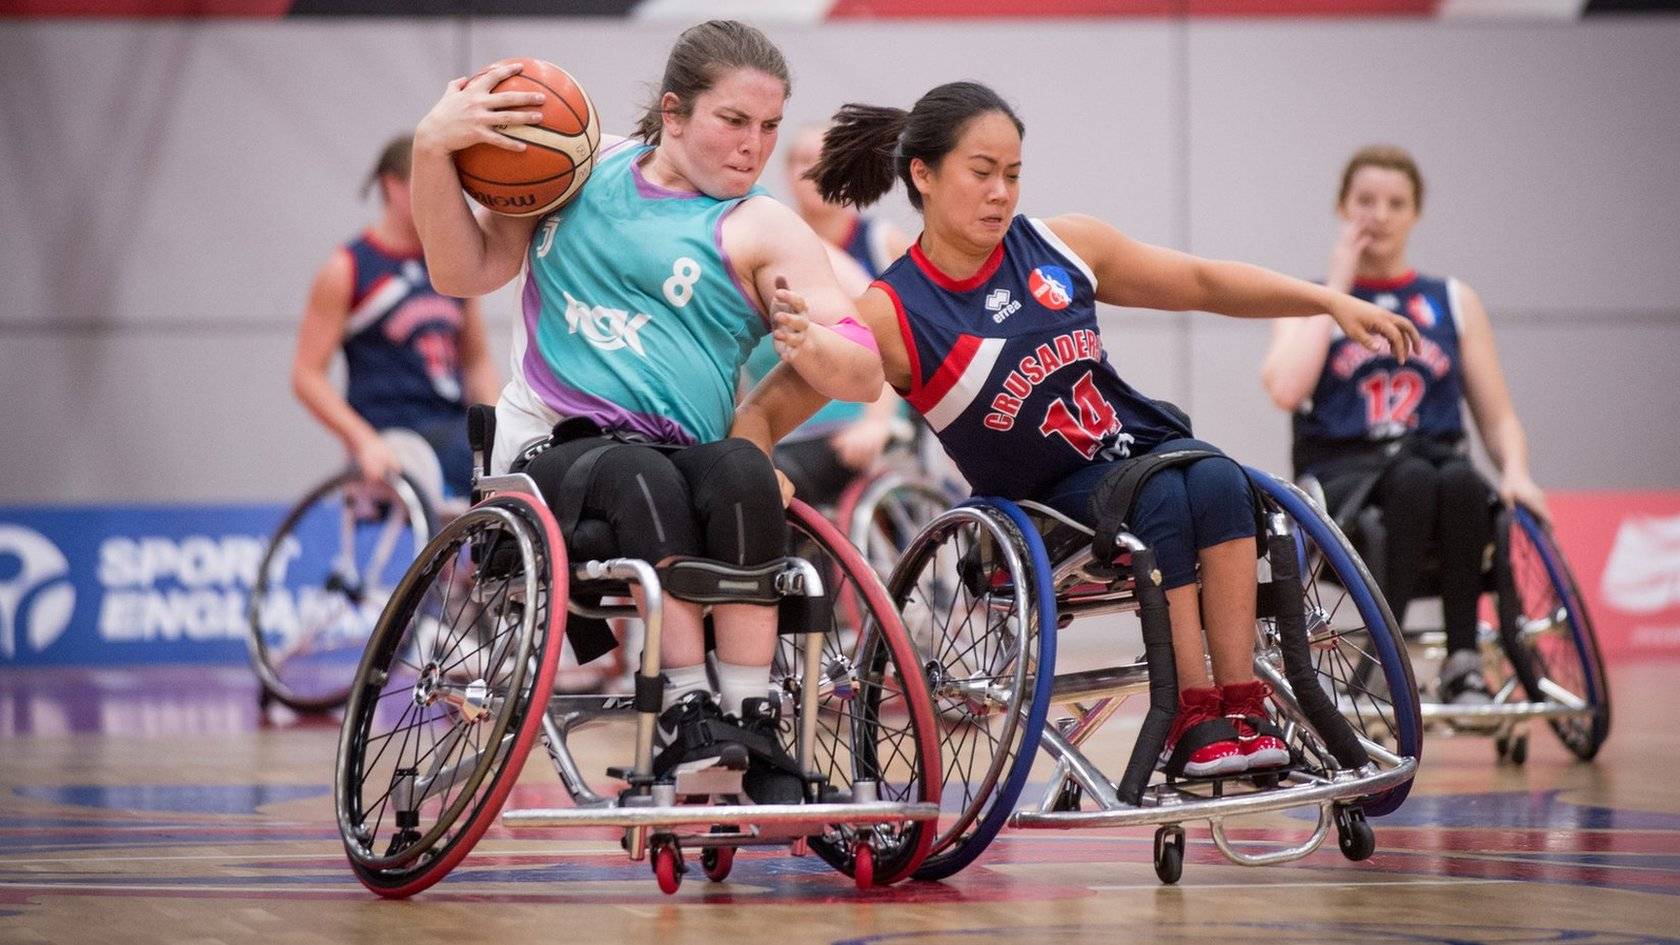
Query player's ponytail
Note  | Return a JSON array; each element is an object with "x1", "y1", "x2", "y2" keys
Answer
[
  {"x1": 812, "y1": 81, "x2": 1023, "y2": 213},
  {"x1": 810, "y1": 104, "x2": 908, "y2": 209}
]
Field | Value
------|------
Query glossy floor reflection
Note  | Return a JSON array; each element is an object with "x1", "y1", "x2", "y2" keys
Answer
[{"x1": 0, "y1": 661, "x2": 1675, "y2": 945}]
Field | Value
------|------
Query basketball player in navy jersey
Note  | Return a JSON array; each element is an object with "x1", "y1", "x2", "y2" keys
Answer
[
  {"x1": 795, "y1": 82, "x2": 1419, "y2": 777},
  {"x1": 292, "y1": 135, "x2": 500, "y2": 504},
  {"x1": 1262, "y1": 145, "x2": 1549, "y2": 706}
]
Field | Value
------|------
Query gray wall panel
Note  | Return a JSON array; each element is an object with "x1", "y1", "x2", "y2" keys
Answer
[{"x1": 1, "y1": 18, "x2": 1674, "y2": 502}]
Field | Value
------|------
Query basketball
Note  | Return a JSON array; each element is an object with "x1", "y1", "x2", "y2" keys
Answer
[{"x1": 454, "y1": 58, "x2": 601, "y2": 217}]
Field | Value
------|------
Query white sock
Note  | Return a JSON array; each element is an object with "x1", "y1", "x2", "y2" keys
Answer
[
  {"x1": 662, "y1": 663, "x2": 711, "y2": 709},
  {"x1": 715, "y1": 660, "x2": 772, "y2": 718}
]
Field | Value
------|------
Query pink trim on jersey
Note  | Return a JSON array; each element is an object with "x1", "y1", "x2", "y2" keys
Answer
[
  {"x1": 1351, "y1": 269, "x2": 1418, "y2": 292},
  {"x1": 910, "y1": 239, "x2": 1005, "y2": 292},
  {"x1": 829, "y1": 315, "x2": 879, "y2": 354},
  {"x1": 874, "y1": 281, "x2": 922, "y2": 396}
]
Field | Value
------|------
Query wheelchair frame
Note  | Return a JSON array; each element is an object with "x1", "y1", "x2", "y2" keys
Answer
[
  {"x1": 1298, "y1": 477, "x2": 1611, "y2": 763},
  {"x1": 335, "y1": 452, "x2": 942, "y2": 897},
  {"x1": 889, "y1": 469, "x2": 1421, "y2": 884}
]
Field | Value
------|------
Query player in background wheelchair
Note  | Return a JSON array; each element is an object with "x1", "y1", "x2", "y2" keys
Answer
[
  {"x1": 246, "y1": 135, "x2": 500, "y2": 713},
  {"x1": 1263, "y1": 145, "x2": 1609, "y2": 761}
]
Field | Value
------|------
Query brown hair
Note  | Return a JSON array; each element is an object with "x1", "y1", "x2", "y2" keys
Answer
[
  {"x1": 633, "y1": 20, "x2": 791, "y2": 145},
  {"x1": 362, "y1": 134, "x2": 413, "y2": 201},
  {"x1": 1338, "y1": 144, "x2": 1424, "y2": 210}
]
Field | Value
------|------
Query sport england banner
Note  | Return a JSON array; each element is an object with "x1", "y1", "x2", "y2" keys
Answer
[{"x1": 0, "y1": 502, "x2": 416, "y2": 667}]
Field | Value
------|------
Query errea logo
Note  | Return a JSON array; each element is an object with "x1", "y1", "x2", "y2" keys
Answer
[{"x1": 986, "y1": 288, "x2": 1022, "y2": 324}]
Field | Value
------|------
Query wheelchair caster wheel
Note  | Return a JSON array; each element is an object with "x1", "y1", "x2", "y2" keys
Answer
[
  {"x1": 1510, "y1": 734, "x2": 1529, "y2": 765},
  {"x1": 852, "y1": 840, "x2": 875, "y2": 890},
  {"x1": 1335, "y1": 805, "x2": 1375, "y2": 862},
  {"x1": 1051, "y1": 780, "x2": 1083, "y2": 812},
  {"x1": 701, "y1": 846, "x2": 734, "y2": 882},
  {"x1": 653, "y1": 839, "x2": 684, "y2": 895},
  {"x1": 1153, "y1": 825, "x2": 1185, "y2": 885}
]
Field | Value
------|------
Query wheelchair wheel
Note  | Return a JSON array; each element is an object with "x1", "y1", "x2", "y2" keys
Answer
[
  {"x1": 886, "y1": 499, "x2": 1057, "y2": 881},
  {"x1": 1248, "y1": 473, "x2": 1422, "y2": 817},
  {"x1": 779, "y1": 500, "x2": 942, "y2": 887},
  {"x1": 247, "y1": 470, "x2": 433, "y2": 713},
  {"x1": 836, "y1": 471, "x2": 957, "y2": 581},
  {"x1": 1498, "y1": 507, "x2": 1611, "y2": 761},
  {"x1": 335, "y1": 491, "x2": 566, "y2": 898}
]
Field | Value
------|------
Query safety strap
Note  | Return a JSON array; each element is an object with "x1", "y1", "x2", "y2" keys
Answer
[{"x1": 1087, "y1": 448, "x2": 1261, "y2": 563}]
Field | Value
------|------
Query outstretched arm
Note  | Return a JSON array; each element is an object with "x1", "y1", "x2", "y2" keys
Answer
[{"x1": 1048, "y1": 213, "x2": 1420, "y2": 365}]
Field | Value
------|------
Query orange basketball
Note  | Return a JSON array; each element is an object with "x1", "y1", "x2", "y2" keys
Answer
[{"x1": 454, "y1": 58, "x2": 601, "y2": 217}]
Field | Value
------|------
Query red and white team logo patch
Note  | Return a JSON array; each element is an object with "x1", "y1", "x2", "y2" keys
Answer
[
  {"x1": 1407, "y1": 293, "x2": 1438, "y2": 329},
  {"x1": 1029, "y1": 265, "x2": 1073, "y2": 311}
]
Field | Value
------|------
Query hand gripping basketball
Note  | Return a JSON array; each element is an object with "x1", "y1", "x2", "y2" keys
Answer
[{"x1": 417, "y1": 61, "x2": 546, "y2": 157}]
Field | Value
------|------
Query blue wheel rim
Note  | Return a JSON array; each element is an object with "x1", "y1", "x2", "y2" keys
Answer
[
  {"x1": 914, "y1": 497, "x2": 1058, "y2": 880},
  {"x1": 1511, "y1": 507, "x2": 1604, "y2": 711}
]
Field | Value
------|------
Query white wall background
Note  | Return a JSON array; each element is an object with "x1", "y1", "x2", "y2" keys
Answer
[{"x1": 2, "y1": 17, "x2": 1676, "y2": 503}]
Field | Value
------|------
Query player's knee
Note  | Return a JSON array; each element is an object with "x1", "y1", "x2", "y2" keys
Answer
[{"x1": 682, "y1": 439, "x2": 788, "y2": 564}]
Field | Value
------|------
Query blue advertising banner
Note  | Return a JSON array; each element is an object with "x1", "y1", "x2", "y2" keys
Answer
[{"x1": 0, "y1": 505, "x2": 289, "y2": 666}]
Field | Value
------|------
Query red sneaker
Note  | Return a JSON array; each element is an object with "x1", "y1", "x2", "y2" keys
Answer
[
  {"x1": 1159, "y1": 686, "x2": 1246, "y2": 778},
  {"x1": 1222, "y1": 680, "x2": 1291, "y2": 771}
]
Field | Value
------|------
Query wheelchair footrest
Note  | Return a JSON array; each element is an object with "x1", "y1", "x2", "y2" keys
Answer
[
  {"x1": 1008, "y1": 757, "x2": 1416, "y2": 830},
  {"x1": 501, "y1": 800, "x2": 941, "y2": 830}
]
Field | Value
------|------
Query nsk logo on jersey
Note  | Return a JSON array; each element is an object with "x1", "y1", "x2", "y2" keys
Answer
[
  {"x1": 563, "y1": 290, "x2": 652, "y2": 357},
  {"x1": 1029, "y1": 265, "x2": 1073, "y2": 311}
]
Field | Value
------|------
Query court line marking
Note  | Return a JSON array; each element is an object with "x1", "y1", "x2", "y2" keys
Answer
[{"x1": 1087, "y1": 878, "x2": 1519, "y2": 890}]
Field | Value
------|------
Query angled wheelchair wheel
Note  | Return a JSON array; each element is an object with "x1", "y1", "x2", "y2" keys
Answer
[
  {"x1": 247, "y1": 470, "x2": 434, "y2": 713},
  {"x1": 886, "y1": 499, "x2": 1057, "y2": 881},
  {"x1": 779, "y1": 500, "x2": 942, "y2": 887},
  {"x1": 836, "y1": 470, "x2": 959, "y2": 582},
  {"x1": 1248, "y1": 473, "x2": 1422, "y2": 817},
  {"x1": 1498, "y1": 506, "x2": 1611, "y2": 761},
  {"x1": 335, "y1": 491, "x2": 565, "y2": 898}
]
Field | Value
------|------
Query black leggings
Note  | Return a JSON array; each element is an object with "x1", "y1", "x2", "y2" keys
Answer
[
  {"x1": 518, "y1": 436, "x2": 789, "y2": 567},
  {"x1": 1323, "y1": 454, "x2": 1494, "y2": 653}
]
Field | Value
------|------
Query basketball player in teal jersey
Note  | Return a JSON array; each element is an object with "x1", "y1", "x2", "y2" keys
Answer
[{"x1": 409, "y1": 21, "x2": 883, "y2": 796}]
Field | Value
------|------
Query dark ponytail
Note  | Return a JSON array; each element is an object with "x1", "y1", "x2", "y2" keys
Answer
[
  {"x1": 810, "y1": 104, "x2": 908, "y2": 209},
  {"x1": 809, "y1": 81, "x2": 1023, "y2": 213}
]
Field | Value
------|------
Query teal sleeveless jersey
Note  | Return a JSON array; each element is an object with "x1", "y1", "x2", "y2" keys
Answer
[{"x1": 513, "y1": 141, "x2": 769, "y2": 445}]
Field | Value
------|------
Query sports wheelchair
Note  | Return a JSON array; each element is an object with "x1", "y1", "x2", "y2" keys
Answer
[
  {"x1": 885, "y1": 466, "x2": 1422, "y2": 885},
  {"x1": 332, "y1": 408, "x2": 942, "y2": 897},
  {"x1": 247, "y1": 429, "x2": 445, "y2": 713},
  {"x1": 1298, "y1": 475, "x2": 1611, "y2": 764}
]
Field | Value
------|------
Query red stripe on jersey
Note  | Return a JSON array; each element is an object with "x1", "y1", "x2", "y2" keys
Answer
[
  {"x1": 908, "y1": 332, "x2": 983, "y2": 416},
  {"x1": 1352, "y1": 269, "x2": 1419, "y2": 291},
  {"x1": 875, "y1": 280, "x2": 923, "y2": 397},
  {"x1": 910, "y1": 240, "x2": 1006, "y2": 292}
]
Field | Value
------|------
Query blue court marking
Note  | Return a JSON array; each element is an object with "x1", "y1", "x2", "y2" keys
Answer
[{"x1": 11, "y1": 784, "x2": 329, "y2": 815}]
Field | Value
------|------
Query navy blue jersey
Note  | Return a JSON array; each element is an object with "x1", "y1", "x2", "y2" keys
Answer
[
  {"x1": 877, "y1": 215, "x2": 1190, "y2": 500},
  {"x1": 840, "y1": 216, "x2": 895, "y2": 279},
  {"x1": 340, "y1": 232, "x2": 468, "y2": 432},
  {"x1": 1294, "y1": 270, "x2": 1466, "y2": 452}
]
